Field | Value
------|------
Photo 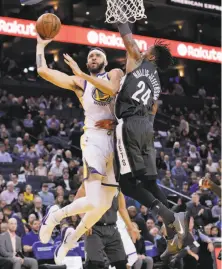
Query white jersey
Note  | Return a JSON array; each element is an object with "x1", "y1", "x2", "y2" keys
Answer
[{"x1": 81, "y1": 72, "x2": 115, "y2": 130}]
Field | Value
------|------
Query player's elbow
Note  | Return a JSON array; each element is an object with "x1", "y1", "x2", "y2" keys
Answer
[{"x1": 37, "y1": 67, "x2": 48, "y2": 79}]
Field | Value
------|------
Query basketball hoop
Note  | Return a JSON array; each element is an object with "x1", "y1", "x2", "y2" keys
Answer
[{"x1": 105, "y1": 0, "x2": 147, "y2": 24}]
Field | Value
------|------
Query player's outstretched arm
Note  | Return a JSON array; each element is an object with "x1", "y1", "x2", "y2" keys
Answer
[
  {"x1": 64, "y1": 53, "x2": 123, "y2": 96},
  {"x1": 117, "y1": 22, "x2": 141, "y2": 62},
  {"x1": 118, "y1": 192, "x2": 140, "y2": 243},
  {"x1": 36, "y1": 36, "x2": 80, "y2": 91}
]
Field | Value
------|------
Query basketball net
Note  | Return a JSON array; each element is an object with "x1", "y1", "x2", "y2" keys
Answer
[{"x1": 105, "y1": 0, "x2": 147, "y2": 23}]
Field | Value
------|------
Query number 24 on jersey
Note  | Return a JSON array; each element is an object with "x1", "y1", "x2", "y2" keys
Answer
[{"x1": 132, "y1": 81, "x2": 151, "y2": 105}]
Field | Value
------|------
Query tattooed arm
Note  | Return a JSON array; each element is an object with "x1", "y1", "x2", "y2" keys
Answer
[
  {"x1": 36, "y1": 36, "x2": 83, "y2": 92},
  {"x1": 117, "y1": 22, "x2": 141, "y2": 62}
]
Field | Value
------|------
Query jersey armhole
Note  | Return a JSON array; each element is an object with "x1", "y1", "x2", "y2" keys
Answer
[
  {"x1": 84, "y1": 80, "x2": 87, "y2": 91},
  {"x1": 107, "y1": 73, "x2": 110, "y2": 81}
]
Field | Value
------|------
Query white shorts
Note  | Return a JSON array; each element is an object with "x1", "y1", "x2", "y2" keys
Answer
[{"x1": 81, "y1": 129, "x2": 118, "y2": 187}]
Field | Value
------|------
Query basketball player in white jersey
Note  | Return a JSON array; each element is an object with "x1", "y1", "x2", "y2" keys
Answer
[{"x1": 36, "y1": 35, "x2": 123, "y2": 264}]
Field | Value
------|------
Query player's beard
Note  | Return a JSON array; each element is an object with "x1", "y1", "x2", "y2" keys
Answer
[{"x1": 88, "y1": 61, "x2": 105, "y2": 75}]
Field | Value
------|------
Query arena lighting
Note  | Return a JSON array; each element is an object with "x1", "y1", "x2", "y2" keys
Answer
[
  {"x1": 0, "y1": 16, "x2": 221, "y2": 64},
  {"x1": 28, "y1": 66, "x2": 35, "y2": 71},
  {"x1": 23, "y1": 68, "x2": 28, "y2": 73}
]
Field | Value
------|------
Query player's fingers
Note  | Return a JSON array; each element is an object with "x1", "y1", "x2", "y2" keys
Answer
[{"x1": 64, "y1": 59, "x2": 70, "y2": 66}]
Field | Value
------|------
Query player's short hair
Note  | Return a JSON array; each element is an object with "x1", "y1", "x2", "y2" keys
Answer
[{"x1": 152, "y1": 40, "x2": 174, "y2": 72}]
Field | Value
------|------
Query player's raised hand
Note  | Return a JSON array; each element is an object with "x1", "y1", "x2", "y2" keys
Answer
[
  {"x1": 63, "y1": 53, "x2": 83, "y2": 77},
  {"x1": 37, "y1": 34, "x2": 52, "y2": 47}
]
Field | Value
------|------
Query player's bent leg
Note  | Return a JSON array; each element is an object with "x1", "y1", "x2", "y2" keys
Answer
[
  {"x1": 141, "y1": 175, "x2": 168, "y2": 207},
  {"x1": 54, "y1": 182, "x2": 116, "y2": 265}
]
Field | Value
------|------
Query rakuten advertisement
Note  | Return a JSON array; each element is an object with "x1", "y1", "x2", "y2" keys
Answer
[{"x1": 0, "y1": 16, "x2": 221, "y2": 64}]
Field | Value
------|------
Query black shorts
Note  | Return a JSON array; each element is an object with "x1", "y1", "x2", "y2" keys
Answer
[
  {"x1": 114, "y1": 116, "x2": 157, "y2": 179},
  {"x1": 84, "y1": 225, "x2": 126, "y2": 264}
]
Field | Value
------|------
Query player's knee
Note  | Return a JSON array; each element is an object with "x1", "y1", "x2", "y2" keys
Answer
[
  {"x1": 85, "y1": 260, "x2": 106, "y2": 269},
  {"x1": 111, "y1": 260, "x2": 127, "y2": 269},
  {"x1": 119, "y1": 178, "x2": 135, "y2": 197}
]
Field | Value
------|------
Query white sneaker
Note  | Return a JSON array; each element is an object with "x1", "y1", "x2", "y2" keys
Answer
[
  {"x1": 54, "y1": 227, "x2": 77, "y2": 265},
  {"x1": 39, "y1": 205, "x2": 60, "y2": 244}
]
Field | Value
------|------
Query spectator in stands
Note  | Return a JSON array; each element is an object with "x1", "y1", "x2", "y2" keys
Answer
[
  {"x1": 64, "y1": 191, "x2": 75, "y2": 206},
  {"x1": 15, "y1": 137, "x2": 23, "y2": 154},
  {"x1": 28, "y1": 214, "x2": 37, "y2": 226},
  {"x1": 20, "y1": 161, "x2": 34, "y2": 176},
  {"x1": 198, "y1": 86, "x2": 206, "y2": 98},
  {"x1": 33, "y1": 110, "x2": 46, "y2": 138},
  {"x1": 12, "y1": 192, "x2": 28, "y2": 219},
  {"x1": 182, "y1": 162, "x2": 193, "y2": 177},
  {"x1": 0, "y1": 181, "x2": 18, "y2": 204},
  {"x1": 64, "y1": 150, "x2": 72, "y2": 164},
  {"x1": 50, "y1": 155, "x2": 66, "y2": 177},
  {"x1": 146, "y1": 218, "x2": 155, "y2": 232},
  {"x1": 23, "y1": 185, "x2": 34, "y2": 204},
  {"x1": 12, "y1": 125, "x2": 24, "y2": 139},
  {"x1": 28, "y1": 196, "x2": 46, "y2": 221},
  {"x1": 69, "y1": 160, "x2": 79, "y2": 178},
  {"x1": 188, "y1": 145, "x2": 200, "y2": 160},
  {"x1": 163, "y1": 155, "x2": 171, "y2": 171},
  {"x1": 0, "y1": 218, "x2": 38, "y2": 269},
  {"x1": 207, "y1": 127, "x2": 218, "y2": 146},
  {"x1": 211, "y1": 199, "x2": 221, "y2": 221},
  {"x1": 38, "y1": 183, "x2": 55, "y2": 207},
  {"x1": 34, "y1": 158, "x2": 47, "y2": 176},
  {"x1": 0, "y1": 222, "x2": 8, "y2": 233},
  {"x1": 22, "y1": 219, "x2": 40, "y2": 256},
  {"x1": 0, "y1": 126, "x2": 10, "y2": 140},
  {"x1": 11, "y1": 174, "x2": 24, "y2": 193},
  {"x1": 58, "y1": 123, "x2": 67, "y2": 137},
  {"x1": 206, "y1": 158, "x2": 219, "y2": 173},
  {"x1": 211, "y1": 226, "x2": 220, "y2": 237},
  {"x1": 0, "y1": 199, "x2": 7, "y2": 210},
  {"x1": 172, "y1": 142, "x2": 182, "y2": 158},
  {"x1": 2, "y1": 205, "x2": 25, "y2": 236},
  {"x1": 35, "y1": 139, "x2": 47, "y2": 157},
  {"x1": 23, "y1": 113, "x2": 33, "y2": 131},
  {"x1": 179, "y1": 117, "x2": 189, "y2": 135},
  {"x1": 156, "y1": 151, "x2": 165, "y2": 170},
  {"x1": 138, "y1": 205, "x2": 153, "y2": 222},
  {"x1": 181, "y1": 182, "x2": 190, "y2": 196},
  {"x1": 161, "y1": 170, "x2": 175, "y2": 191},
  {"x1": 55, "y1": 195, "x2": 66, "y2": 208},
  {"x1": 0, "y1": 175, "x2": 5, "y2": 193},
  {"x1": 186, "y1": 192, "x2": 211, "y2": 229},
  {"x1": 171, "y1": 159, "x2": 187, "y2": 176},
  {"x1": 189, "y1": 173, "x2": 200, "y2": 194},
  {"x1": 0, "y1": 143, "x2": 12, "y2": 163},
  {"x1": 4, "y1": 138, "x2": 11, "y2": 153},
  {"x1": 25, "y1": 145, "x2": 38, "y2": 161},
  {"x1": 132, "y1": 222, "x2": 153, "y2": 269},
  {"x1": 128, "y1": 206, "x2": 149, "y2": 240},
  {"x1": 172, "y1": 197, "x2": 187, "y2": 213},
  {"x1": 23, "y1": 133, "x2": 32, "y2": 147},
  {"x1": 47, "y1": 115, "x2": 60, "y2": 130}
]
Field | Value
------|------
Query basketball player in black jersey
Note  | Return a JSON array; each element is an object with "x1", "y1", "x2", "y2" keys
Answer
[{"x1": 112, "y1": 20, "x2": 190, "y2": 254}]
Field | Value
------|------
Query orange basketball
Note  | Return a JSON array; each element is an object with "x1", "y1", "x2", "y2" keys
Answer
[{"x1": 36, "y1": 13, "x2": 61, "y2": 40}]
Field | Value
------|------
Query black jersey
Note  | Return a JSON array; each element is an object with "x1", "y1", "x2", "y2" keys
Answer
[{"x1": 115, "y1": 59, "x2": 161, "y2": 119}]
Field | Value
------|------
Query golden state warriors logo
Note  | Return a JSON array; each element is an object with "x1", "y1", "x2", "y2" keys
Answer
[{"x1": 92, "y1": 88, "x2": 112, "y2": 106}]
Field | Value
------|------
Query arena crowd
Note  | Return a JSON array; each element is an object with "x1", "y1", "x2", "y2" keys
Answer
[{"x1": 0, "y1": 87, "x2": 220, "y2": 269}]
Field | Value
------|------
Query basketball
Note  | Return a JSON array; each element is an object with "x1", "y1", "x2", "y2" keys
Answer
[{"x1": 36, "y1": 13, "x2": 61, "y2": 40}]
